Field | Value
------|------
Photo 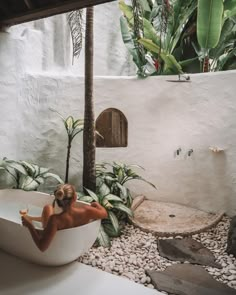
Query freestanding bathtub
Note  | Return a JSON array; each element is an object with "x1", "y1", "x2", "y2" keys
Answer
[{"x1": 0, "y1": 189, "x2": 100, "y2": 266}]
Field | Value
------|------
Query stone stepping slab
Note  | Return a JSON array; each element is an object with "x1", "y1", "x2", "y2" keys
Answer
[
  {"x1": 131, "y1": 196, "x2": 224, "y2": 236},
  {"x1": 147, "y1": 264, "x2": 236, "y2": 295},
  {"x1": 158, "y1": 238, "x2": 221, "y2": 268}
]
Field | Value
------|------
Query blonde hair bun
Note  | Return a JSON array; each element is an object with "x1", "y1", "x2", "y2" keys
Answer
[{"x1": 54, "y1": 184, "x2": 75, "y2": 200}]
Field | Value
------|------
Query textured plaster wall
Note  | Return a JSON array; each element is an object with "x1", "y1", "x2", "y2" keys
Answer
[
  {"x1": 0, "y1": 67, "x2": 236, "y2": 215},
  {"x1": 2, "y1": 2, "x2": 135, "y2": 76},
  {"x1": 0, "y1": 4, "x2": 236, "y2": 216}
]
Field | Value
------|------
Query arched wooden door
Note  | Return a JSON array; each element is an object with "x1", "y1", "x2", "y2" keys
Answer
[{"x1": 96, "y1": 108, "x2": 128, "y2": 147}]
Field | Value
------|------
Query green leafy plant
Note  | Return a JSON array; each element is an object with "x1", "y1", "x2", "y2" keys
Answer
[
  {"x1": 78, "y1": 185, "x2": 133, "y2": 247},
  {"x1": 96, "y1": 162, "x2": 157, "y2": 208},
  {"x1": 50, "y1": 109, "x2": 84, "y2": 183},
  {"x1": 119, "y1": 0, "x2": 236, "y2": 75},
  {"x1": 0, "y1": 158, "x2": 63, "y2": 191},
  {"x1": 119, "y1": 0, "x2": 198, "y2": 76},
  {"x1": 78, "y1": 162, "x2": 156, "y2": 247}
]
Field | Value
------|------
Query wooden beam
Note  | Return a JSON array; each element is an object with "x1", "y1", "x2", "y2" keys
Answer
[
  {"x1": 24, "y1": 0, "x2": 35, "y2": 10},
  {"x1": 0, "y1": 2, "x2": 10, "y2": 16},
  {"x1": 0, "y1": 0, "x2": 116, "y2": 26}
]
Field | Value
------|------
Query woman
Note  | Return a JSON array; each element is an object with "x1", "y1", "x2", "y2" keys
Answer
[{"x1": 21, "y1": 184, "x2": 108, "y2": 252}]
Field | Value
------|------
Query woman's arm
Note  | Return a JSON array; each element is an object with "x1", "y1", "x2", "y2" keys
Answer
[
  {"x1": 22, "y1": 215, "x2": 58, "y2": 252},
  {"x1": 25, "y1": 215, "x2": 42, "y2": 222},
  {"x1": 89, "y1": 202, "x2": 108, "y2": 219}
]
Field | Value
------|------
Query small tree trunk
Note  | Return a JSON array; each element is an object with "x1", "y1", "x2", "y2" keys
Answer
[
  {"x1": 65, "y1": 138, "x2": 72, "y2": 183},
  {"x1": 203, "y1": 56, "x2": 209, "y2": 72},
  {"x1": 83, "y1": 6, "x2": 96, "y2": 191}
]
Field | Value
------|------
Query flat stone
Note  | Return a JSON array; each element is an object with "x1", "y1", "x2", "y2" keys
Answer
[
  {"x1": 147, "y1": 264, "x2": 236, "y2": 295},
  {"x1": 131, "y1": 199, "x2": 224, "y2": 236},
  {"x1": 227, "y1": 216, "x2": 236, "y2": 257},
  {"x1": 158, "y1": 238, "x2": 221, "y2": 268}
]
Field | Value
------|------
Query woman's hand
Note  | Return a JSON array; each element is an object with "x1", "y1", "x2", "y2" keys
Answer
[{"x1": 21, "y1": 215, "x2": 33, "y2": 228}]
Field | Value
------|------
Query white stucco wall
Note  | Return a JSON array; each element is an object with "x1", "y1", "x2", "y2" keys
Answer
[
  {"x1": 2, "y1": 2, "x2": 135, "y2": 76},
  {"x1": 0, "y1": 67, "x2": 236, "y2": 215},
  {"x1": 0, "y1": 4, "x2": 236, "y2": 216}
]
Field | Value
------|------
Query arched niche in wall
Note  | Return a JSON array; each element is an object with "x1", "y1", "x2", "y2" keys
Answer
[{"x1": 96, "y1": 108, "x2": 128, "y2": 148}]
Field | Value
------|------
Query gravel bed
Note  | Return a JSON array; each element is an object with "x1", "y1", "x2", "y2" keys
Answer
[{"x1": 79, "y1": 215, "x2": 235, "y2": 294}]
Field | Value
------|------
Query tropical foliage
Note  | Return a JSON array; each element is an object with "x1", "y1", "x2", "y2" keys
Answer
[
  {"x1": 78, "y1": 186, "x2": 133, "y2": 247},
  {"x1": 78, "y1": 161, "x2": 156, "y2": 247},
  {"x1": 50, "y1": 109, "x2": 84, "y2": 183},
  {"x1": 96, "y1": 162, "x2": 156, "y2": 208},
  {"x1": 119, "y1": 0, "x2": 236, "y2": 76},
  {"x1": 0, "y1": 158, "x2": 63, "y2": 191}
]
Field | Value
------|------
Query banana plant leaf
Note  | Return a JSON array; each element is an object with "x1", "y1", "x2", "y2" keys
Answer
[
  {"x1": 224, "y1": 0, "x2": 236, "y2": 19},
  {"x1": 197, "y1": 0, "x2": 224, "y2": 49},
  {"x1": 169, "y1": 0, "x2": 197, "y2": 53},
  {"x1": 215, "y1": 47, "x2": 236, "y2": 70},
  {"x1": 120, "y1": 16, "x2": 143, "y2": 72}
]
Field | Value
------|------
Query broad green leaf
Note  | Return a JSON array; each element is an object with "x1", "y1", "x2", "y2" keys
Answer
[
  {"x1": 197, "y1": 0, "x2": 224, "y2": 49},
  {"x1": 35, "y1": 176, "x2": 45, "y2": 184},
  {"x1": 119, "y1": 0, "x2": 133, "y2": 22},
  {"x1": 103, "y1": 223, "x2": 120, "y2": 237},
  {"x1": 120, "y1": 16, "x2": 142, "y2": 69},
  {"x1": 216, "y1": 47, "x2": 236, "y2": 70},
  {"x1": 99, "y1": 183, "x2": 110, "y2": 196},
  {"x1": 104, "y1": 194, "x2": 123, "y2": 202},
  {"x1": 43, "y1": 172, "x2": 63, "y2": 183},
  {"x1": 84, "y1": 188, "x2": 99, "y2": 202},
  {"x1": 224, "y1": 0, "x2": 236, "y2": 19},
  {"x1": 66, "y1": 116, "x2": 74, "y2": 131},
  {"x1": 73, "y1": 119, "x2": 84, "y2": 129},
  {"x1": 170, "y1": 1, "x2": 197, "y2": 53},
  {"x1": 97, "y1": 225, "x2": 111, "y2": 247},
  {"x1": 116, "y1": 182, "x2": 128, "y2": 198},
  {"x1": 21, "y1": 161, "x2": 36, "y2": 175},
  {"x1": 179, "y1": 57, "x2": 199, "y2": 67},
  {"x1": 117, "y1": 168, "x2": 124, "y2": 183},
  {"x1": 128, "y1": 175, "x2": 157, "y2": 189},
  {"x1": 39, "y1": 167, "x2": 50, "y2": 175},
  {"x1": 7, "y1": 162, "x2": 27, "y2": 175},
  {"x1": 161, "y1": 54, "x2": 183, "y2": 75},
  {"x1": 112, "y1": 202, "x2": 134, "y2": 217},
  {"x1": 139, "y1": 38, "x2": 161, "y2": 55},
  {"x1": 108, "y1": 211, "x2": 120, "y2": 234},
  {"x1": 102, "y1": 199, "x2": 113, "y2": 209},
  {"x1": 19, "y1": 175, "x2": 39, "y2": 191}
]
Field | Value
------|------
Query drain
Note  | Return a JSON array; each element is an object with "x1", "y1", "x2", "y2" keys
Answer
[{"x1": 169, "y1": 214, "x2": 176, "y2": 218}]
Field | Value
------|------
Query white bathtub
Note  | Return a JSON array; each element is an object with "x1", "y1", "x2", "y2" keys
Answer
[{"x1": 0, "y1": 189, "x2": 100, "y2": 266}]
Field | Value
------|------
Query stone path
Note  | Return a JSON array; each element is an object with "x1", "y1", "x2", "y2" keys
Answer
[
  {"x1": 131, "y1": 197, "x2": 224, "y2": 236},
  {"x1": 147, "y1": 264, "x2": 236, "y2": 295},
  {"x1": 158, "y1": 238, "x2": 221, "y2": 268}
]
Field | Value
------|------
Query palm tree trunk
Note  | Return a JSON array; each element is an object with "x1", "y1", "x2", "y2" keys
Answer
[{"x1": 83, "y1": 6, "x2": 96, "y2": 191}]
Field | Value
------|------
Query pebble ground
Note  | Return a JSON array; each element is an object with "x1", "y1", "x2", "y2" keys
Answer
[{"x1": 79, "y1": 216, "x2": 235, "y2": 294}]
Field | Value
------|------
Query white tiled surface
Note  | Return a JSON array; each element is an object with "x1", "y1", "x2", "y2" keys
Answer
[{"x1": 0, "y1": 251, "x2": 161, "y2": 295}]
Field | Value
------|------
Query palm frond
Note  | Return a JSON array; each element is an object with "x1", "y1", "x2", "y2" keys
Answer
[{"x1": 67, "y1": 10, "x2": 84, "y2": 63}]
